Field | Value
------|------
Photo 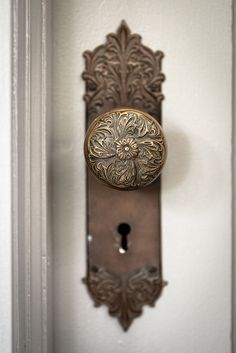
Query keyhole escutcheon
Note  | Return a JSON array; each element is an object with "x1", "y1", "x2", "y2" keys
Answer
[{"x1": 117, "y1": 223, "x2": 131, "y2": 254}]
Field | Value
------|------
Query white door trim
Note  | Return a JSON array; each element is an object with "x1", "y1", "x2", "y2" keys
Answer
[
  {"x1": 12, "y1": 0, "x2": 52, "y2": 352},
  {"x1": 0, "y1": 1, "x2": 12, "y2": 352}
]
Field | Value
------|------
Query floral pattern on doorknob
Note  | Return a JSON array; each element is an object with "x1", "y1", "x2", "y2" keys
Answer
[
  {"x1": 84, "y1": 108, "x2": 167, "y2": 190},
  {"x1": 116, "y1": 138, "x2": 139, "y2": 160}
]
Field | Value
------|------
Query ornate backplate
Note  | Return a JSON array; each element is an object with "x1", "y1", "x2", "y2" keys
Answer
[{"x1": 82, "y1": 21, "x2": 166, "y2": 331}]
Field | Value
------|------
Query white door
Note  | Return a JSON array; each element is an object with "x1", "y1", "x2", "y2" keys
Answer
[{"x1": 52, "y1": 1, "x2": 232, "y2": 352}]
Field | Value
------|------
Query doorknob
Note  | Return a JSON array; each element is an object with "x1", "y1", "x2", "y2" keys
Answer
[
  {"x1": 82, "y1": 21, "x2": 167, "y2": 331},
  {"x1": 84, "y1": 107, "x2": 167, "y2": 190}
]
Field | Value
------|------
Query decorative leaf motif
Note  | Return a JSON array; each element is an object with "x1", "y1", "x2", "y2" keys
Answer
[
  {"x1": 82, "y1": 20, "x2": 164, "y2": 121},
  {"x1": 86, "y1": 109, "x2": 167, "y2": 189},
  {"x1": 84, "y1": 266, "x2": 165, "y2": 331}
]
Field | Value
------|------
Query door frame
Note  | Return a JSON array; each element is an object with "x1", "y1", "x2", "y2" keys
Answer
[
  {"x1": 12, "y1": 0, "x2": 52, "y2": 352},
  {"x1": 11, "y1": 0, "x2": 236, "y2": 352}
]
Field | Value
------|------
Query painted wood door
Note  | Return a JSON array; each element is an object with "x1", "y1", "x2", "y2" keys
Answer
[{"x1": 52, "y1": 1, "x2": 232, "y2": 352}]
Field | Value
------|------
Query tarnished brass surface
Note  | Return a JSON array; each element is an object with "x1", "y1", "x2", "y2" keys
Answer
[
  {"x1": 82, "y1": 21, "x2": 166, "y2": 331},
  {"x1": 84, "y1": 108, "x2": 167, "y2": 190}
]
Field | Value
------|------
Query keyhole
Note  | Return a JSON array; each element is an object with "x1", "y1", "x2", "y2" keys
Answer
[{"x1": 117, "y1": 223, "x2": 131, "y2": 254}]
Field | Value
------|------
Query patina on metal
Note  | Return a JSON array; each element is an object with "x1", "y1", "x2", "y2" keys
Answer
[
  {"x1": 82, "y1": 20, "x2": 166, "y2": 331},
  {"x1": 84, "y1": 108, "x2": 167, "y2": 190}
]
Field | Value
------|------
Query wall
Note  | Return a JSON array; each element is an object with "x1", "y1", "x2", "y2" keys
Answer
[
  {"x1": 52, "y1": 1, "x2": 232, "y2": 352},
  {"x1": 0, "y1": 1, "x2": 11, "y2": 352}
]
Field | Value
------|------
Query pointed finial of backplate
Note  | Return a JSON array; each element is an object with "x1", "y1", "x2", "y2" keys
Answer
[{"x1": 117, "y1": 19, "x2": 131, "y2": 36}]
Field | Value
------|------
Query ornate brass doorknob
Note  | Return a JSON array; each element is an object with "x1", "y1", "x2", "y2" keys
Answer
[{"x1": 84, "y1": 108, "x2": 167, "y2": 190}]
